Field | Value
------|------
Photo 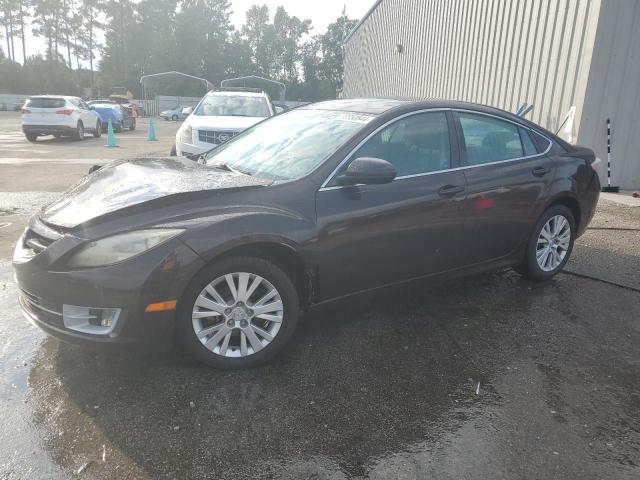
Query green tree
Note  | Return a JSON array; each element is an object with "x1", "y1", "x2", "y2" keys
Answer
[
  {"x1": 318, "y1": 12, "x2": 358, "y2": 93},
  {"x1": 77, "y1": 0, "x2": 103, "y2": 87}
]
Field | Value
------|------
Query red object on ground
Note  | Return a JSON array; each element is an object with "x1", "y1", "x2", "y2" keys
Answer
[{"x1": 632, "y1": 191, "x2": 640, "y2": 198}]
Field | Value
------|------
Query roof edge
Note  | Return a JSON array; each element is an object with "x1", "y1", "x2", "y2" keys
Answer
[{"x1": 344, "y1": 0, "x2": 384, "y2": 44}]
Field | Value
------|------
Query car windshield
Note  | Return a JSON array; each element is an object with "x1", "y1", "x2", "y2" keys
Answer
[
  {"x1": 204, "y1": 109, "x2": 374, "y2": 181},
  {"x1": 195, "y1": 94, "x2": 270, "y2": 117}
]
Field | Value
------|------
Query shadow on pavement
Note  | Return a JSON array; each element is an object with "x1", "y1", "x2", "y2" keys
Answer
[{"x1": 26, "y1": 271, "x2": 640, "y2": 479}]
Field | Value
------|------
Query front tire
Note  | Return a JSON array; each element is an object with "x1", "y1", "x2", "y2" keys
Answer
[
  {"x1": 170, "y1": 144, "x2": 177, "y2": 156},
  {"x1": 93, "y1": 121, "x2": 102, "y2": 138},
  {"x1": 516, "y1": 205, "x2": 575, "y2": 281},
  {"x1": 25, "y1": 133, "x2": 38, "y2": 142},
  {"x1": 171, "y1": 114, "x2": 178, "y2": 121},
  {"x1": 177, "y1": 257, "x2": 300, "y2": 369}
]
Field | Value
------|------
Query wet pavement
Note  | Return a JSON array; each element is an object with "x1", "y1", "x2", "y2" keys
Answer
[
  {"x1": 1, "y1": 260, "x2": 639, "y2": 479},
  {"x1": 0, "y1": 127, "x2": 639, "y2": 478}
]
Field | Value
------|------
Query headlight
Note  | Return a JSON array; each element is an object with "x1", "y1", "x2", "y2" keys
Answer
[
  {"x1": 67, "y1": 229, "x2": 184, "y2": 268},
  {"x1": 180, "y1": 124, "x2": 192, "y2": 143}
]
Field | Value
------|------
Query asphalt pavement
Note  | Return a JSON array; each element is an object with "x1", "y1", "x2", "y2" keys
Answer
[{"x1": 0, "y1": 112, "x2": 639, "y2": 479}]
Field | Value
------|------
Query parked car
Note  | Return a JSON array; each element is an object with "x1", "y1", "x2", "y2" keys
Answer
[
  {"x1": 174, "y1": 89, "x2": 275, "y2": 160},
  {"x1": 160, "y1": 106, "x2": 189, "y2": 121},
  {"x1": 90, "y1": 103, "x2": 136, "y2": 132},
  {"x1": 21, "y1": 95, "x2": 102, "y2": 142},
  {"x1": 108, "y1": 94, "x2": 139, "y2": 118},
  {"x1": 13, "y1": 99, "x2": 600, "y2": 368}
]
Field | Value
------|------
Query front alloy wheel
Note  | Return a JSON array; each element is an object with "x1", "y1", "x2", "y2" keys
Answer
[
  {"x1": 179, "y1": 257, "x2": 299, "y2": 368},
  {"x1": 192, "y1": 272, "x2": 283, "y2": 357}
]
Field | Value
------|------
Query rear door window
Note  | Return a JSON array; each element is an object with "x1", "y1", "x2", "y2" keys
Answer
[
  {"x1": 26, "y1": 98, "x2": 66, "y2": 109},
  {"x1": 457, "y1": 112, "x2": 524, "y2": 165}
]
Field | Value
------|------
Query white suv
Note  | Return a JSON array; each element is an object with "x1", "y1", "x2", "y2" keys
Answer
[
  {"x1": 21, "y1": 95, "x2": 102, "y2": 142},
  {"x1": 174, "y1": 90, "x2": 274, "y2": 159}
]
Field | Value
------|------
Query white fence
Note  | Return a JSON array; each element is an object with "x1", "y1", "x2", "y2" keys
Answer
[
  {"x1": 2, "y1": 93, "x2": 308, "y2": 114},
  {"x1": 0, "y1": 93, "x2": 203, "y2": 115},
  {"x1": 135, "y1": 95, "x2": 203, "y2": 116},
  {"x1": 0, "y1": 93, "x2": 32, "y2": 110}
]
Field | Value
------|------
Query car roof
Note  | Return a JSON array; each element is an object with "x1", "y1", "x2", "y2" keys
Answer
[
  {"x1": 29, "y1": 95, "x2": 77, "y2": 100},
  {"x1": 303, "y1": 98, "x2": 411, "y2": 115},
  {"x1": 303, "y1": 98, "x2": 535, "y2": 124},
  {"x1": 206, "y1": 90, "x2": 268, "y2": 98},
  {"x1": 300, "y1": 98, "x2": 571, "y2": 149}
]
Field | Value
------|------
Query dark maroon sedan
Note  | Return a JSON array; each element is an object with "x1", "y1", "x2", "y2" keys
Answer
[{"x1": 13, "y1": 99, "x2": 600, "y2": 368}]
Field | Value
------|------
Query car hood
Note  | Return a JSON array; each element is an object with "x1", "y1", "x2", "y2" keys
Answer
[
  {"x1": 40, "y1": 157, "x2": 268, "y2": 229},
  {"x1": 185, "y1": 115, "x2": 265, "y2": 131}
]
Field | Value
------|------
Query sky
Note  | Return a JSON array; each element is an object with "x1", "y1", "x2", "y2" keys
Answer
[{"x1": 16, "y1": 0, "x2": 374, "y2": 66}]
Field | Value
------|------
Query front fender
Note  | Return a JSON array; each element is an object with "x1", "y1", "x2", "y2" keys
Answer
[{"x1": 177, "y1": 209, "x2": 315, "y2": 262}]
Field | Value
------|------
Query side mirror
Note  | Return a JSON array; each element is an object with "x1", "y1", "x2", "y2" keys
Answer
[{"x1": 336, "y1": 157, "x2": 397, "y2": 186}]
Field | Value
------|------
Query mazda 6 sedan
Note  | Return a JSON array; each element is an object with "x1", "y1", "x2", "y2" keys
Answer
[{"x1": 13, "y1": 99, "x2": 600, "y2": 368}]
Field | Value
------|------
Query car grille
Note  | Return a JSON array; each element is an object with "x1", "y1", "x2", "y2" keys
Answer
[
  {"x1": 20, "y1": 290, "x2": 64, "y2": 328},
  {"x1": 198, "y1": 129, "x2": 239, "y2": 145}
]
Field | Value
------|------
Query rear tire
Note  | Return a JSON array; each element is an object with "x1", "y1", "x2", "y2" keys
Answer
[
  {"x1": 25, "y1": 133, "x2": 38, "y2": 142},
  {"x1": 171, "y1": 114, "x2": 178, "y2": 121},
  {"x1": 177, "y1": 256, "x2": 300, "y2": 369},
  {"x1": 74, "y1": 122, "x2": 84, "y2": 141},
  {"x1": 170, "y1": 144, "x2": 177, "y2": 156},
  {"x1": 93, "y1": 121, "x2": 102, "y2": 138},
  {"x1": 515, "y1": 205, "x2": 575, "y2": 281}
]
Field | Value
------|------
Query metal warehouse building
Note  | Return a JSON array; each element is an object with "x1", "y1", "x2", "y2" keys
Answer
[{"x1": 343, "y1": 0, "x2": 640, "y2": 190}]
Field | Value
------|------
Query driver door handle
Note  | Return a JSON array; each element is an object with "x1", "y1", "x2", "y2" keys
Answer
[
  {"x1": 438, "y1": 184, "x2": 465, "y2": 197},
  {"x1": 532, "y1": 166, "x2": 551, "y2": 177}
]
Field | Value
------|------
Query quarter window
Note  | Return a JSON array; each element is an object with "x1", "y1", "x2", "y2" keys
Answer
[
  {"x1": 345, "y1": 111, "x2": 451, "y2": 178},
  {"x1": 519, "y1": 127, "x2": 538, "y2": 156},
  {"x1": 531, "y1": 130, "x2": 552, "y2": 152},
  {"x1": 458, "y1": 113, "x2": 524, "y2": 165}
]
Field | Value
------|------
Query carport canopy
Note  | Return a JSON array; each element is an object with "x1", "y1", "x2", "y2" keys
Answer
[
  {"x1": 139, "y1": 71, "x2": 215, "y2": 93},
  {"x1": 221, "y1": 76, "x2": 286, "y2": 101}
]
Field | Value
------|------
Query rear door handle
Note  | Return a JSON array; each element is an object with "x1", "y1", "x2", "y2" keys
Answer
[
  {"x1": 438, "y1": 184, "x2": 465, "y2": 197},
  {"x1": 532, "y1": 166, "x2": 551, "y2": 177}
]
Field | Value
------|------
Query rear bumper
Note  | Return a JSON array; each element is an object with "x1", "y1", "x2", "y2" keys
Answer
[
  {"x1": 577, "y1": 170, "x2": 601, "y2": 237},
  {"x1": 22, "y1": 125, "x2": 75, "y2": 135}
]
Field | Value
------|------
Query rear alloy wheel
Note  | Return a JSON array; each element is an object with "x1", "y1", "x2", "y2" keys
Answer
[
  {"x1": 93, "y1": 121, "x2": 102, "y2": 138},
  {"x1": 74, "y1": 122, "x2": 84, "y2": 141},
  {"x1": 516, "y1": 205, "x2": 575, "y2": 281},
  {"x1": 178, "y1": 257, "x2": 299, "y2": 368}
]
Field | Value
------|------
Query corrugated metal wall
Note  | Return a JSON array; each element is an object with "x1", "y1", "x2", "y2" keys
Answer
[
  {"x1": 578, "y1": 0, "x2": 640, "y2": 190},
  {"x1": 344, "y1": 0, "x2": 640, "y2": 188}
]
